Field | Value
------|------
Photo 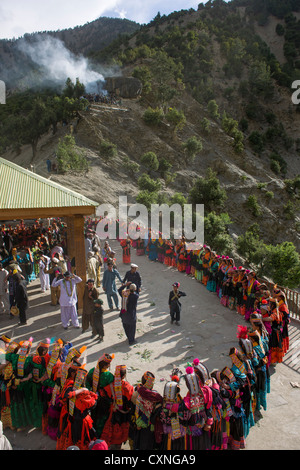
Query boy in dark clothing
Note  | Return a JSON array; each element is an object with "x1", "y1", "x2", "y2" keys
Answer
[
  {"x1": 168, "y1": 282, "x2": 186, "y2": 326},
  {"x1": 92, "y1": 298, "x2": 104, "y2": 342}
]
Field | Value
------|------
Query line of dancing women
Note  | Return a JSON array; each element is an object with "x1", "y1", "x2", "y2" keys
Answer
[{"x1": 0, "y1": 314, "x2": 272, "y2": 451}]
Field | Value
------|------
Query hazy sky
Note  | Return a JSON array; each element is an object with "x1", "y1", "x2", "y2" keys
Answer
[{"x1": 0, "y1": 0, "x2": 210, "y2": 40}]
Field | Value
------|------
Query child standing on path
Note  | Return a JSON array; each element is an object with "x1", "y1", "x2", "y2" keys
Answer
[
  {"x1": 168, "y1": 282, "x2": 186, "y2": 326},
  {"x1": 92, "y1": 298, "x2": 105, "y2": 342}
]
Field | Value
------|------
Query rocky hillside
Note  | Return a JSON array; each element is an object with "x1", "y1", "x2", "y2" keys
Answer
[{"x1": 1, "y1": 0, "x2": 300, "y2": 257}]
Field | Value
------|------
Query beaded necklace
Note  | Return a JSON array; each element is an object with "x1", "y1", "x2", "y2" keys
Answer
[{"x1": 63, "y1": 279, "x2": 73, "y2": 297}]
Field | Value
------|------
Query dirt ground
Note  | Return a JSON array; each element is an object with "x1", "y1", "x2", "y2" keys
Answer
[{"x1": 1, "y1": 240, "x2": 300, "y2": 451}]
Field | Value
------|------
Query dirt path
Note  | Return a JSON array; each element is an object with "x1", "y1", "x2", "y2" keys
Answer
[{"x1": 1, "y1": 240, "x2": 300, "y2": 450}]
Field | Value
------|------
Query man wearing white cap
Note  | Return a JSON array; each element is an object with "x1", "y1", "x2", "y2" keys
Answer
[
  {"x1": 118, "y1": 282, "x2": 139, "y2": 345},
  {"x1": 122, "y1": 264, "x2": 142, "y2": 292}
]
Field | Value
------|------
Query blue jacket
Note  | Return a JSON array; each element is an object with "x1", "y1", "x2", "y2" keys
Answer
[{"x1": 102, "y1": 268, "x2": 122, "y2": 294}]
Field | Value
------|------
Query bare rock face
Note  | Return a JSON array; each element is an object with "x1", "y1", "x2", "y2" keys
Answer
[{"x1": 104, "y1": 77, "x2": 142, "y2": 98}]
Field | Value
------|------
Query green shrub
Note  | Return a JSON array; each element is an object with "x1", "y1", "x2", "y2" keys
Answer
[
  {"x1": 99, "y1": 140, "x2": 117, "y2": 161},
  {"x1": 143, "y1": 107, "x2": 164, "y2": 126},
  {"x1": 136, "y1": 190, "x2": 158, "y2": 210},
  {"x1": 189, "y1": 168, "x2": 227, "y2": 214},
  {"x1": 140, "y1": 151, "x2": 160, "y2": 172},
  {"x1": 57, "y1": 134, "x2": 89, "y2": 173},
  {"x1": 165, "y1": 107, "x2": 186, "y2": 132},
  {"x1": 265, "y1": 191, "x2": 274, "y2": 199},
  {"x1": 123, "y1": 156, "x2": 140, "y2": 175},
  {"x1": 246, "y1": 195, "x2": 262, "y2": 217},
  {"x1": 207, "y1": 99, "x2": 220, "y2": 119},
  {"x1": 182, "y1": 136, "x2": 203, "y2": 161},
  {"x1": 138, "y1": 173, "x2": 161, "y2": 192},
  {"x1": 270, "y1": 152, "x2": 287, "y2": 175},
  {"x1": 248, "y1": 131, "x2": 265, "y2": 153}
]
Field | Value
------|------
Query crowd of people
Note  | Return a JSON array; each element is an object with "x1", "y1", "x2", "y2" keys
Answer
[
  {"x1": 113, "y1": 220, "x2": 291, "y2": 367},
  {"x1": 0, "y1": 216, "x2": 293, "y2": 450},
  {"x1": 83, "y1": 92, "x2": 121, "y2": 106},
  {"x1": 0, "y1": 322, "x2": 273, "y2": 451}
]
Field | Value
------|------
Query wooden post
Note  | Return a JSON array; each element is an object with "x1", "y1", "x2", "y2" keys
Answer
[
  {"x1": 73, "y1": 215, "x2": 86, "y2": 314},
  {"x1": 65, "y1": 216, "x2": 75, "y2": 260}
]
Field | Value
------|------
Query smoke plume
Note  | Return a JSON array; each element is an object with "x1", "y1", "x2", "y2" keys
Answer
[{"x1": 17, "y1": 34, "x2": 106, "y2": 93}]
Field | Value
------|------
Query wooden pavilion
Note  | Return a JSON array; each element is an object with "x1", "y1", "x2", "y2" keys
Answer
[{"x1": 0, "y1": 157, "x2": 99, "y2": 310}]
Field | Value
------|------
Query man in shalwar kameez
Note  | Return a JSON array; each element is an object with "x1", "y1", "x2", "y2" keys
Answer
[{"x1": 52, "y1": 271, "x2": 82, "y2": 329}]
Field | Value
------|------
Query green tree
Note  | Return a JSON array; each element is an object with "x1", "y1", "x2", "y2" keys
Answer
[
  {"x1": 263, "y1": 242, "x2": 300, "y2": 288},
  {"x1": 158, "y1": 158, "x2": 172, "y2": 178},
  {"x1": 57, "y1": 134, "x2": 89, "y2": 173},
  {"x1": 189, "y1": 168, "x2": 227, "y2": 214},
  {"x1": 123, "y1": 156, "x2": 140, "y2": 176},
  {"x1": 165, "y1": 107, "x2": 186, "y2": 134},
  {"x1": 207, "y1": 99, "x2": 220, "y2": 120},
  {"x1": 204, "y1": 212, "x2": 234, "y2": 254},
  {"x1": 140, "y1": 151, "x2": 160, "y2": 172},
  {"x1": 182, "y1": 136, "x2": 203, "y2": 162},
  {"x1": 63, "y1": 77, "x2": 85, "y2": 99},
  {"x1": 147, "y1": 50, "x2": 184, "y2": 107},
  {"x1": 132, "y1": 65, "x2": 152, "y2": 94},
  {"x1": 248, "y1": 60, "x2": 274, "y2": 99},
  {"x1": 143, "y1": 107, "x2": 164, "y2": 126},
  {"x1": 99, "y1": 140, "x2": 117, "y2": 162},
  {"x1": 136, "y1": 190, "x2": 158, "y2": 210},
  {"x1": 138, "y1": 173, "x2": 161, "y2": 192},
  {"x1": 21, "y1": 97, "x2": 52, "y2": 161},
  {"x1": 246, "y1": 195, "x2": 262, "y2": 217}
]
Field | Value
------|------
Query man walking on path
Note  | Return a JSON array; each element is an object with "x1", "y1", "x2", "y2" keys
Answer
[
  {"x1": 102, "y1": 261, "x2": 122, "y2": 310},
  {"x1": 52, "y1": 271, "x2": 82, "y2": 329},
  {"x1": 168, "y1": 282, "x2": 186, "y2": 326},
  {"x1": 122, "y1": 264, "x2": 142, "y2": 292},
  {"x1": 118, "y1": 283, "x2": 139, "y2": 345}
]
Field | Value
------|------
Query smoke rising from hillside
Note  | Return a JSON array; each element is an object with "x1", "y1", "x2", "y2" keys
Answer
[{"x1": 17, "y1": 34, "x2": 107, "y2": 93}]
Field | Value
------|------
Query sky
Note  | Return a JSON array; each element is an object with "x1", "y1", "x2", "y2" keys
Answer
[{"x1": 0, "y1": 0, "x2": 211, "y2": 40}]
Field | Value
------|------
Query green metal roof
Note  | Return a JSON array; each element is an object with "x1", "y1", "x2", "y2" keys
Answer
[{"x1": 0, "y1": 157, "x2": 99, "y2": 210}]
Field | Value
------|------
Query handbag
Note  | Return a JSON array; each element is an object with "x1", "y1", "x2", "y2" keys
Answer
[{"x1": 10, "y1": 305, "x2": 19, "y2": 316}]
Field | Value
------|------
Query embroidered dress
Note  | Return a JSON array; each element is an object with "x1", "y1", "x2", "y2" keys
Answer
[
  {"x1": 157, "y1": 240, "x2": 165, "y2": 263},
  {"x1": 245, "y1": 279, "x2": 260, "y2": 321},
  {"x1": 5, "y1": 350, "x2": 33, "y2": 429},
  {"x1": 268, "y1": 308, "x2": 284, "y2": 364},
  {"x1": 27, "y1": 353, "x2": 51, "y2": 428},
  {"x1": 86, "y1": 368, "x2": 115, "y2": 438},
  {"x1": 101, "y1": 366, "x2": 134, "y2": 448},
  {"x1": 160, "y1": 382, "x2": 187, "y2": 450},
  {"x1": 206, "y1": 261, "x2": 219, "y2": 292},
  {"x1": 278, "y1": 300, "x2": 290, "y2": 355},
  {"x1": 181, "y1": 391, "x2": 212, "y2": 449},
  {"x1": 120, "y1": 239, "x2": 131, "y2": 264},
  {"x1": 136, "y1": 238, "x2": 145, "y2": 256},
  {"x1": 195, "y1": 249, "x2": 204, "y2": 281},
  {"x1": 133, "y1": 386, "x2": 163, "y2": 450},
  {"x1": 56, "y1": 373, "x2": 97, "y2": 450},
  {"x1": 148, "y1": 239, "x2": 158, "y2": 261}
]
